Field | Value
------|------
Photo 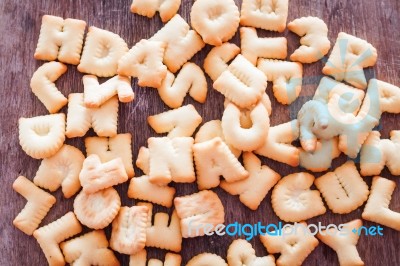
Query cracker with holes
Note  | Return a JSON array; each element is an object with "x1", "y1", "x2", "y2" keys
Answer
[
  {"x1": 110, "y1": 206, "x2": 148, "y2": 255},
  {"x1": 138, "y1": 202, "x2": 182, "y2": 252},
  {"x1": 362, "y1": 176, "x2": 400, "y2": 231},
  {"x1": 204, "y1": 43, "x2": 240, "y2": 81},
  {"x1": 257, "y1": 59, "x2": 303, "y2": 105},
  {"x1": 74, "y1": 187, "x2": 121, "y2": 229},
  {"x1": 360, "y1": 130, "x2": 400, "y2": 176},
  {"x1": 33, "y1": 144, "x2": 84, "y2": 198},
  {"x1": 83, "y1": 74, "x2": 134, "y2": 108},
  {"x1": 61, "y1": 230, "x2": 119, "y2": 266},
  {"x1": 157, "y1": 62, "x2": 207, "y2": 108},
  {"x1": 147, "y1": 137, "x2": 195, "y2": 185},
  {"x1": 322, "y1": 32, "x2": 377, "y2": 89},
  {"x1": 240, "y1": 27, "x2": 287, "y2": 65},
  {"x1": 317, "y1": 219, "x2": 364, "y2": 266},
  {"x1": 222, "y1": 101, "x2": 269, "y2": 151},
  {"x1": 260, "y1": 222, "x2": 319, "y2": 266},
  {"x1": 147, "y1": 104, "x2": 202, "y2": 138},
  {"x1": 30, "y1": 62, "x2": 68, "y2": 113},
  {"x1": 288, "y1": 16, "x2": 331, "y2": 63},
  {"x1": 128, "y1": 175, "x2": 176, "y2": 207},
  {"x1": 78, "y1": 26, "x2": 128, "y2": 77},
  {"x1": 214, "y1": 55, "x2": 267, "y2": 108},
  {"x1": 33, "y1": 212, "x2": 82, "y2": 266},
  {"x1": 79, "y1": 154, "x2": 128, "y2": 194},
  {"x1": 174, "y1": 190, "x2": 225, "y2": 238},
  {"x1": 187, "y1": 253, "x2": 227, "y2": 266},
  {"x1": 220, "y1": 152, "x2": 280, "y2": 210},
  {"x1": 255, "y1": 120, "x2": 300, "y2": 167},
  {"x1": 315, "y1": 161, "x2": 369, "y2": 214},
  {"x1": 193, "y1": 137, "x2": 249, "y2": 190},
  {"x1": 66, "y1": 93, "x2": 118, "y2": 138},
  {"x1": 130, "y1": 249, "x2": 182, "y2": 266},
  {"x1": 118, "y1": 39, "x2": 167, "y2": 88},
  {"x1": 375, "y1": 78, "x2": 400, "y2": 113},
  {"x1": 150, "y1": 14, "x2": 205, "y2": 73},
  {"x1": 240, "y1": 0, "x2": 289, "y2": 32},
  {"x1": 190, "y1": 0, "x2": 239, "y2": 46},
  {"x1": 85, "y1": 133, "x2": 135, "y2": 178},
  {"x1": 35, "y1": 15, "x2": 86, "y2": 65},
  {"x1": 19, "y1": 113, "x2": 65, "y2": 159},
  {"x1": 195, "y1": 120, "x2": 241, "y2": 158},
  {"x1": 130, "y1": 0, "x2": 181, "y2": 22},
  {"x1": 13, "y1": 176, "x2": 56, "y2": 235},
  {"x1": 272, "y1": 172, "x2": 326, "y2": 222},
  {"x1": 299, "y1": 137, "x2": 341, "y2": 172},
  {"x1": 228, "y1": 239, "x2": 275, "y2": 266}
]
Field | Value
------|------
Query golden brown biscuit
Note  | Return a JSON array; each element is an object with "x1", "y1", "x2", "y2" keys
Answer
[
  {"x1": 130, "y1": 0, "x2": 181, "y2": 22},
  {"x1": 227, "y1": 239, "x2": 275, "y2": 266},
  {"x1": 34, "y1": 15, "x2": 86, "y2": 65},
  {"x1": 129, "y1": 249, "x2": 182, "y2": 266},
  {"x1": 203, "y1": 43, "x2": 240, "y2": 81},
  {"x1": 186, "y1": 253, "x2": 227, "y2": 266}
]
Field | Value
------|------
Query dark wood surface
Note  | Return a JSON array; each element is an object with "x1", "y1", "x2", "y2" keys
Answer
[{"x1": 1, "y1": 0, "x2": 399, "y2": 265}]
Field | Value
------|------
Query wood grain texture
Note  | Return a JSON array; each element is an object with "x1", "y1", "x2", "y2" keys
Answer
[{"x1": 1, "y1": 0, "x2": 399, "y2": 265}]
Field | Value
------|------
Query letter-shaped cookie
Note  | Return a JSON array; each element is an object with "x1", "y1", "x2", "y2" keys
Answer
[
  {"x1": 118, "y1": 39, "x2": 167, "y2": 88},
  {"x1": 61, "y1": 230, "x2": 119, "y2": 266},
  {"x1": 35, "y1": 15, "x2": 86, "y2": 65},
  {"x1": 375, "y1": 79, "x2": 400, "y2": 113},
  {"x1": 79, "y1": 154, "x2": 128, "y2": 194},
  {"x1": 322, "y1": 32, "x2": 377, "y2": 89},
  {"x1": 19, "y1": 113, "x2": 66, "y2": 159},
  {"x1": 73, "y1": 187, "x2": 121, "y2": 229},
  {"x1": 33, "y1": 212, "x2": 82, "y2": 266},
  {"x1": 110, "y1": 206, "x2": 148, "y2": 255},
  {"x1": 257, "y1": 59, "x2": 303, "y2": 105},
  {"x1": 362, "y1": 176, "x2": 400, "y2": 231},
  {"x1": 85, "y1": 133, "x2": 135, "y2": 178},
  {"x1": 138, "y1": 202, "x2": 182, "y2": 252},
  {"x1": 241, "y1": 27, "x2": 287, "y2": 65},
  {"x1": 83, "y1": 74, "x2": 134, "y2": 108},
  {"x1": 174, "y1": 190, "x2": 225, "y2": 238},
  {"x1": 30, "y1": 62, "x2": 68, "y2": 113},
  {"x1": 13, "y1": 176, "x2": 56, "y2": 235},
  {"x1": 260, "y1": 222, "x2": 319, "y2": 266},
  {"x1": 255, "y1": 120, "x2": 300, "y2": 167},
  {"x1": 33, "y1": 144, "x2": 84, "y2": 198},
  {"x1": 66, "y1": 93, "x2": 118, "y2": 138},
  {"x1": 360, "y1": 131, "x2": 400, "y2": 176},
  {"x1": 150, "y1": 14, "x2": 205, "y2": 73},
  {"x1": 157, "y1": 62, "x2": 207, "y2": 108},
  {"x1": 240, "y1": 0, "x2": 289, "y2": 32},
  {"x1": 222, "y1": 101, "x2": 269, "y2": 151},
  {"x1": 193, "y1": 137, "x2": 249, "y2": 190},
  {"x1": 147, "y1": 104, "x2": 202, "y2": 138},
  {"x1": 315, "y1": 161, "x2": 369, "y2": 214},
  {"x1": 147, "y1": 137, "x2": 195, "y2": 185},
  {"x1": 220, "y1": 152, "x2": 280, "y2": 210},
  {"x1": 288, "y1": 16, "x2": 330, "y2": 63},
  {"x1": 190, "y1": 0, "x2": 239, "y2": 46},
  {"x1": 129, "y1": 249, "x2": 182, "y2": 266},
  {"x1": 214, "y1": 55, "x2": 267, "y2": 108},
  {"x1": 78, "y1": 26, "x2": 128, "y2": 77},
  {"x1": 272, "y1": 172, "x2": 326, "y2": 222},
  {"x1": 299, "y1": 137, "x2": 341, "y2": 172},
  {"x1": 317, "y1": 219, "x2": 364, "y2": 266}
]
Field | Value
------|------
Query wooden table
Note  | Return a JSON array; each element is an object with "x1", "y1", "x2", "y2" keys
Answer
[{"x1": 1, "y1": 0, "x2": 399, "y2": 265}]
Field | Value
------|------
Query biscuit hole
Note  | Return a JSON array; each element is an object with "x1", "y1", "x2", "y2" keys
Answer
[
  {"x1": 33, "y1": 124, "x2": 50, "y2": 136},
  {"x1": 208, "y1": 6, "x2": 223, "y2": 20},
  {"x1": 97, "y1": 42, "x2": 111, "y2": 58}
]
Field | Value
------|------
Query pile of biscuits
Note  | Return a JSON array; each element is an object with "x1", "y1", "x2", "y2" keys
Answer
[{"x1": 14, "y1": 0, "x2": 400, "y2": 265}]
